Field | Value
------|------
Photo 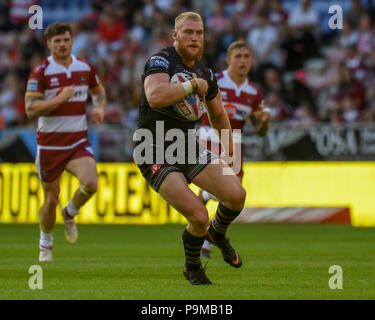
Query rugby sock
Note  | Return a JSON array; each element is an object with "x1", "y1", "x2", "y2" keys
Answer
[
  {"x1": 66, "y1": 200, "x2": 79, "y2": 218},
  {"x1": 182, "y1": 228, "x2": 205, "y2": 270},
  {"x1": 40, "y1": 230, "x2": 53, "y2": 250},
  {"x1": 211, "y1": 202, "x2": 242, "y2": 235}
]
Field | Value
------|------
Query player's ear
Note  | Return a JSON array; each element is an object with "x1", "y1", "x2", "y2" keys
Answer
[{"x1": 172, "y1": 29, "x2": 177, "y2": 41}]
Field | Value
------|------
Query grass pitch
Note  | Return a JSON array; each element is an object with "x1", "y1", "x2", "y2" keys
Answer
[{"x1": 0, "y1": 223, "x2": 374, "y2": 300}]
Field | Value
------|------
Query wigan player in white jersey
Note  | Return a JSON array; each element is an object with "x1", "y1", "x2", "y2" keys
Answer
[
  {"x1": 25, "y1": 23, "x2": 106, "y2": 262},
  {"x1": 199, "y1": 40, "x2": 270, "y2": 258}
]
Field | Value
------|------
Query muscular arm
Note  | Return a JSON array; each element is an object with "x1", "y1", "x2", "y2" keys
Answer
[
  {"x1": 144, "y1": 73, "x2": 188, "y2": 108},
  {"x1": 250, "y1": 108, "x2": 270, "y2": 137},
  {"x1": 90, "y1": 84, "x2": 106, "y2": 109},
  {"x1": 206, "y1": 91, "x2": 234, "y2": 156},
  {"x1": 144, "y1": 73, "x2": 208, "y2": 108},
  {"x1": 25, "y1": 93, "x2": 69, "y2": 119},
  {"x1": 89, "y1": 84, "x2": 106, "y2": 124}
]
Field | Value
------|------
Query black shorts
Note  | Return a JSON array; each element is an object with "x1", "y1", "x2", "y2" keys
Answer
[{"x1": 137, "y1": 140, "x2": 218, "y2": 192}]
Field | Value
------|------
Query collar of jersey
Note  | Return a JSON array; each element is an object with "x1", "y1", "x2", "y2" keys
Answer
[
  {"x1": 48, "y1": 55, "x2": 76, "y2": 78},
  {"x1": 223, "y1": 70, "x2": 248, "y2": 97}
]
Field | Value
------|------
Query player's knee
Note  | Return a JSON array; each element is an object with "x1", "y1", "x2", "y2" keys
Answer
[
  {"x1": 45, "y1": 195, "x2": 59, "y2": 209},
  {"x1": 189, "y1": 208, "x2": 209, "y2": 233},
  {"x1": 227, "y1": 185, "x2": 246, "y2": 209},
  {"x1": 81, "y1": 180, "x2": 97, "y2": 195}
]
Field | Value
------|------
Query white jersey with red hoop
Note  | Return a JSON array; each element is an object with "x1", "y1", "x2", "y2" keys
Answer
[
  {"x1": 199, "y1": 69, "x2": 263, "y2": 143},
  {"x1": 25, "y1": 55, "x2": 100, "y2": 150}
]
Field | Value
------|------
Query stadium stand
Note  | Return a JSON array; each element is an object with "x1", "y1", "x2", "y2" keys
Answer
[{"x1": 0, "y1": 0, "x2": 374, "y2": 161}]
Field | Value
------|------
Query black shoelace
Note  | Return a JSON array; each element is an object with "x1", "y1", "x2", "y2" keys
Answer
[{"x1": 196, "y1": 262, "x2": 210, "y2": 283}]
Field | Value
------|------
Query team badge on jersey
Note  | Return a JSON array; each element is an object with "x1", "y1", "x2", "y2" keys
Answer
[
  {"x1": 247, "y1": 96, "x2": 253, "y2": 105},
  {"x1": 80, "y1": 74, "x2": 86, "y2": 85},
  {"x1": 151, "y1": 164, "x2": 161, "y2": 174}
]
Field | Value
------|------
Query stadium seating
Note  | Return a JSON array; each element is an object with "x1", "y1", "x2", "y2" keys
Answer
[{"x1": 41, "y1": 0, "x2": 92, "y2": 26}]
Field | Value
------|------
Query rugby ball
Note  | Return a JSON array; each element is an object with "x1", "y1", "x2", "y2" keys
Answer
[{"x1": 170, "y1": 73, "x2": 205, "y2": 121}]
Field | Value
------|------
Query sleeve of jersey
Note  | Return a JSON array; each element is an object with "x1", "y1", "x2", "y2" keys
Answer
[
  {"x1": 205, "y1": 68, "x2": 218, "y2": 101},
  {"x1": 143, "y1": 51, "x2": 171, "y2": 78},
  {"x1": 25, "y1": 68, "x2": 44, "y2": 97}
]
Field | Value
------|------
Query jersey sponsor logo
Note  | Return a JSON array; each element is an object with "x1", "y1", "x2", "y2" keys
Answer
[
  {"x1": 27, "y1": 79, "x2": 39, "y2": 91},
  {"x1": 149, "y1": 56, "x2": 170, "y2": 70},
  {"x1": 224, "y1": 103, "x2": 238, "y2": 119},
  {"x1": 50, "y1": 77, "x2": 59, "y2": 87}
]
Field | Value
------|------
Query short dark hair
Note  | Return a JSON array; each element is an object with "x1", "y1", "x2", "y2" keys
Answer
[{"x1": 44, "y1": 22, "x2": 73, "y2": 41}]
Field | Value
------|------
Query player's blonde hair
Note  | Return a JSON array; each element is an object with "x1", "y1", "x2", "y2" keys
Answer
[
  {"x1": 226, "y1": 40, "x2": 252, "y2": 57},
  {"x1": 174, "y1": 12, "x2": 203, "y2": 30}
]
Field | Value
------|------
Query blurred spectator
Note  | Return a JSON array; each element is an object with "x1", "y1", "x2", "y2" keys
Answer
[
  {"x1": 339, "y1": 21, "x2": 359, "y2": 49},
  {"x1": 221, "y1": 0, "x2": 239, "y2": 17},
  {"x1": 97, "y1": 5, "x2": 126, "y2": 44},
  {"x1": 338, "y1": 97, "x2": 361, "y2": 123},
  {"x1": 9, "y1": 0, "x2": 40, "y2": 30},
  {"x1": 357, "y1": 14, "x2": 374, "y2": 58},
  {"x1": 0, "y1": 72, "x2": 26, "y2": 127},
  {"x1": 0, "y1": 0, "x2": 374, "y2": 131},
  {"x1": 206, "y1": 3, "x2": 231, "y2": 37},
  {"x1": 72, "y1": 21, "x2": 94, "y2": 60},
  {"x1": 265, "y1": 90, "x2": 291, "y2": 123},
  {"x1": 130, "y1": 10, "x2": 148, "y2": 44},
  {"x1": 192, "y1": 0, "x2": 217, "y2": 18},
  {"x1": 0, "y1": 0, "x2": 11, "y2": 31},
  {"x1": 283, "y1": 0, "x2": 319, "y2": 71},
  {"x1": 20, "y1": 27, "x2": 45, "y2": 61},
  {"x1": 232, "y1": 0, "x2": 255, "y2": 36},
  {"x1": 347, "y1": 0, "x2": 368, "y2": 30},
  {"x1": 288, "y1": 0, "x2": 318, "y2": 30},
  {"x1": 332, "y1": 64, "x2": 366, "y2": 114},
  {"x1": 262, "y1": 68, "x2": 289, "y2": 104},
  {"x1": 268, "y1": 0, "x2": 288, "y2": 26},
  {"x1": 246, "y1": 10, "x2": 281, "y2": 68},
  {"x1": 293, "y1": 101, "x2": 316, "y2": 125},
  {"x1": 344, "y1": 45, "x2": 368, "y2": 84},
  {"x1": 285, "y1": 73, "x2": 317, "y2": 116},
  {"x1": 101, "y1": 85, "x2": 124, "y2": 126}
]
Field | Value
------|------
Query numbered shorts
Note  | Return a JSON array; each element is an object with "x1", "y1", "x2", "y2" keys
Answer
[{"x1": 36, "y1": 142, "x2": 95, "y2": 183}]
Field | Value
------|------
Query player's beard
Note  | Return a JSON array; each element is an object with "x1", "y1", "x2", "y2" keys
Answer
[
  {"x1": 54, "y1": 47, "x2": 71, "y2": 60},
  {"x1": 176, "y1": 39, "x2": 203, "y2": 62}
]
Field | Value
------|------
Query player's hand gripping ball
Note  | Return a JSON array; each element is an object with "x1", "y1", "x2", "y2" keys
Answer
[{"x1": 171, "y1": 73, "x2": 205, "y2": 121}]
